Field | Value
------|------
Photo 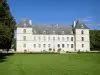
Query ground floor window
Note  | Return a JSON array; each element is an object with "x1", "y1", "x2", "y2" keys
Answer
[
  {"x1": 33, "y1": 44, "x2": 36, "y2": 48},
  {"x1": 71, "y1": 44, "x2": 74, "y2": 48},
  {"x1": 62, "y1": 44, "x2": 64, "y2": 48},
  {"x1": 82, "y1": 44, "x2": 84, "y2": 48},
  {"x1": 58, "y1": 44, "x2": 60, "y2": 48}
]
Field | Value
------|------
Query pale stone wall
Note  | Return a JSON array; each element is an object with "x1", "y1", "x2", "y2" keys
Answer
[
  {"x1": 16, "y1": 28, "x2": 75, "y2": 52},
  {"x1": 75, "y1": 29, "x2": 90, "y2": 51},
  {"x1": 16, "y1": 27, "x2": 90, "y2": 52}
]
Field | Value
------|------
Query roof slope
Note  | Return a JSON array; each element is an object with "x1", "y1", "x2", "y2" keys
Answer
[
  {"x1": 17, "y1": 19, "x2": 73, "y2": 35},
  {"x1": 75, "y1": 20, "x2": 89, "y2": 29}
]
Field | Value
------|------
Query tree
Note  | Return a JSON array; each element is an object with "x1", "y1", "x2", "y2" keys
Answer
[
  {"x1": 90, "y1": 30, "x2": 100, "y2": 51},
  {"x1": 0, "y1": 0, "x2": 16, "y2": 50}
]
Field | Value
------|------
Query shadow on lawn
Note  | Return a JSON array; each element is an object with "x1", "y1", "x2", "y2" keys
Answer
[{"x1": 0, "y1": 53, "x2": 14, "y2": 63}]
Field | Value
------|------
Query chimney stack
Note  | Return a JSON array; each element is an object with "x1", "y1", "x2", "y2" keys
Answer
[
  {"x1": 29, "y1": 20, "x2": 32, "y2": 25},
  {"x1": 73, "y1": 21, "x2": 76, "y2": 27}
]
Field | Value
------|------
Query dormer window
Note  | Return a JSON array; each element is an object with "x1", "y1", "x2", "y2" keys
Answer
[
  {"x1": 53, "y1": 31, "x2": 55, "y2": 34},
  {"x1": 62, "y1": 31, "x2": 64, "y2": 35},
  {"x1": 33, "y1": 30, "x2": 37, "y2": 34},
  {"x1": 24, "y1": 23, "x2": 26, "y2": 27},
  {"x1": 23, "y1": 29, "x2": 26, "y2": 33},
  {"x1": 81, "y1": 30, "x2": 84, "y2": 34},
  {"x1": 43, "y1": 31, "x2": 46, "y2": 34},
  {"x1": 81, "y1": 24, "x2": 84, "y2": 28}
]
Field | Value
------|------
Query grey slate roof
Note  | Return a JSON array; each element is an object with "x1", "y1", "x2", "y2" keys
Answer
[
  {"x1": 17, "y1": 19, "x2": 73, "y2": 35},
  {"x1": 17, "y1": 19, "x2": 89, "y2": 35},
  {"x1": 32, "y1": 24, "x2": 73, "y2": 35},
  {"x1": 75, "y1": 20, "x2": 89, "y2": 29}
]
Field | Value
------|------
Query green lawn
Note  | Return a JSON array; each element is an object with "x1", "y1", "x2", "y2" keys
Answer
[{"x1": 0, "y1": 53, "x2": 100, "y2": 75}]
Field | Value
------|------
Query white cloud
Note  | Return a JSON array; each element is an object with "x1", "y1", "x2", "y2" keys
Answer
[{"x1": 80, "y1": 16, "x2": 93, "y2": 22}]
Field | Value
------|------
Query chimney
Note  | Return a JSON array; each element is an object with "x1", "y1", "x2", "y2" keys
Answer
[
  {"x1": 73, "y1": 21, "x2": 76, "y2": 27},
  {"x1": 29, "y1": 20, "x2": 32, "y2": 25}
]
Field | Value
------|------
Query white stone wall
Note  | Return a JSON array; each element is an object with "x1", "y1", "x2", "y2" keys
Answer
[
  {"x1": 75, "y1": 29, "x2": 90, "y2": 51},
  {"x1": 16, "y1": 27, "x2": 90, "y2": 52},
  {"x1": 16, "y1": 28, "x2": 75, "y2": 52}
]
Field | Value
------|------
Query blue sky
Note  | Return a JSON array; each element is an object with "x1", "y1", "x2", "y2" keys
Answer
[{"x1": 8, "y1": 0, "x2": 100, "y2": 29}]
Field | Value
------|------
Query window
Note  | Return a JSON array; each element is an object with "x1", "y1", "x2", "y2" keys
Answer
[
  {"x1": 33, "y1": 44, "x2": 36, "y2": 48},
  {"x1": 58, "y1": 44, "x2": 60, "y2": 48},
  {"x1": 53, "y1": 37, "x2": 55, "y2": 41},
  {"x1": 43, "y1": 31, "x2": 46, "y2": 34},
  {"x1": 23, "y1": 44, "x2": 26, "y2": 48},
  {"x1": 62, "y1": 37, "x2": 65, "y2": 41},
  {"x1": 23, "y1": 36, "x2": 26, "y2": 40},
  {"x1": 53, "y1": 31, "x2": 55, "y2": 34},
  {"x1": 81, "y1": 25, "x2": 84, "y2": 28},
  {"x1": 48, "y1": 37, "x2": 50, "y2": 41},
  {"x1": 81, "y1": 30, "x2": 84, "y2": 34},
  {"x1": 43, "y1": 44, "x2": 46, "y2": 48},
  {"x1": 71, "y1": 44, "x2": 74, "y2": 48},
  {"x1": 53, "y1": 49, "x2": 55, "y2": 51},
  {"x1": 62, "y1": 31, "x2": 64, "y2": 34},
  {"x1": 82, "y1": 37, "x2": 84, "y2": 41},
  {"x1": 23, "y1": 29, "x2": 26, "y2": 33},
  {"x1": 48, "y1": 44, "x2": 51, "y2": 47},
  {"x1": 71, "y1": 37, "x2": 73, "y2": 41},
  {"x1": 38, "y1": 36, "x2": 41, "y2": 41},
  {"x1": 62, "y1": 44, "x2": 64, "y2": 48},
  {"x1": 67, "y1": 44, "x2": 69, "y2": 48},
  {"x1": 34, "y1": 36, "x2": 36, "y2": 41},
  {"x1": 58, "y1": 37, "x2": 60, "y2": 41},
  {"x1": 38, "y1": 44, "x2": 41, "y2": 48},
  {"x1": 82, "y1": 44, "x2": 84, "y2": 48},
  {"x1": 33, "y1": 30, "x2": 37, "y2": 34},
  {"x1": 67, "y1": 37, "x2": 69, "y2": 41},
  {"x1": 24, "y1": 23, "x2": 26, "y2": 27},
  {"x1": 43, "y1": 36, "x2": 46, "y2": 41}
]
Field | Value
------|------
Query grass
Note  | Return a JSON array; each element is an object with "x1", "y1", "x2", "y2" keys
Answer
[{"x1": 0, "y1": 53, "x2": 100, "y2": 75}]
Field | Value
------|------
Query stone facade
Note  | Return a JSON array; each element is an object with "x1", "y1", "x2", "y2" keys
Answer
[{"x1": 16, "y1": 19, "x2": 90, "y2": 52}]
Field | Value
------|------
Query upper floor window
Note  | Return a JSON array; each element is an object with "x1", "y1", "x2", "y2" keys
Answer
[
  {"x1": 23, "y1": 44, "x2": 26, "y2": 48},
  {"x1": 48, "y1": 37, "x2": 50, "y2": 41},
  {"x1": 62, "y1": 37, "x2": 65, "y2": 41},
  {"x1": 67, "y1": 37, "x2": 69, "y2": 41},
  {"x1": 81, "y1": 30, "x2": 84, "y2": 34},
  {"x1": 58, "y1": 37, "x2": 60, "y2": 41},
  {"x1": 23, "y1": 29, "x2": 26, "y2": 33},
  {"x1": 43, "y1": 36, "x2": 46, "y2": 41},
  {"x1": 38, "y1": 36, "x2": 41, "y2": 41},
  {"x1": 23, "y1": 36, "x2": 26, "y2": 40},
  {"x1": 43, "y1": 44, "x2": 46, "y2": 48},
  {"x1": 71, "y1": 37, "x2": 73, "y2": 41},
  {"x1": 53, "y1": 37, "x2": 55, "y2": 41},
  {"x1": 82, "y1": 37, "x2": 84, "y2": 41},
  {"x1": 34, "y1": 36, "x2": 36, "y2": 41}
]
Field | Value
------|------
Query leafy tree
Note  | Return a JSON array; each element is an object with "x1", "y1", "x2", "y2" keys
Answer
[
  {"x1": 90, "y1": 30, "x2": 100, "y2": 51},
  {"x1": 0, "y1": 0, "x2": 16, "y2": 50}
]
